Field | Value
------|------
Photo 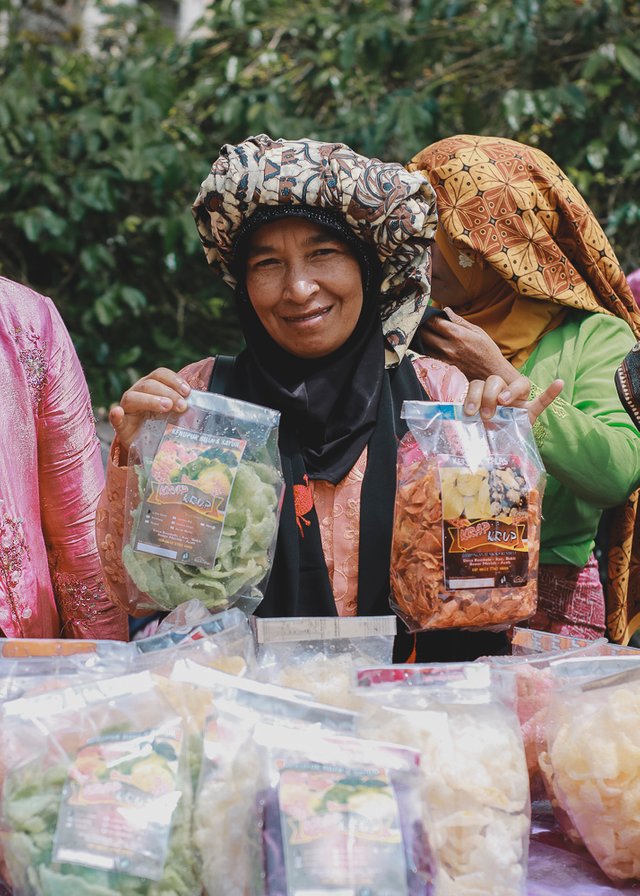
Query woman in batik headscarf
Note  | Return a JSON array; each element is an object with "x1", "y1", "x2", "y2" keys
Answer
[
  {"x1": 409, "y1": 134, "x2": 640, "y2": 643},
  {"x1": 97, "y1": 135, "x2": 558, "y2": 660}
]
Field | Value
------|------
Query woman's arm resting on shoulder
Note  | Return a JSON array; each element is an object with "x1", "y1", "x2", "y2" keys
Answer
[
  {"x1": 420, "y1": 308, "x2": 565, "y2": 422},
  {"x1": 419, "y1": 308, "x2": 516, "y2": 382}
]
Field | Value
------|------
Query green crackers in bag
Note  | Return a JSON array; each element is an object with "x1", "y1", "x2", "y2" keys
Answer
[
  {"x1": 122, "y1": 390, "x2": 284, "y2": 617},
  {"x1": 0, "y1": 672, "x2": 198, "y2": 896}
]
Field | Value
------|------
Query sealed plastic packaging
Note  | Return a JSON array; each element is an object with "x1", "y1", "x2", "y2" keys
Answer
[
  {"x1": 539, "y1": 656, "x2": 640, "y2": 879},
  {"x1": 254, "y1": 722, "x2": 434, "y2": 896},
  {"x1": 121, "y1": 390, "x2": 284, "y2": 617},
  {"x1": 0, "y1": 671, "x2": 199, "y2": 896},
  {"x1": 481, "y1": 639, "x2": 608, "y2": 801},
  {"x1": 189, "y1": 670, "x2": 358, "y2": 896},
  {"x1": 153, "y1": 598, "x2": 219, "y2": 634},
  {"x1": 254, "y1": 615, "x2": 397, "y2": 710},
  {"x1": 390, "y1": 402, "x2": 545, "y2": 632},
  {"x1": 356, "y1": 663, "x2": 530, "y2": 896},
  {"x1": 0, "y1": 639, "x2": 127, "y2": 659},
  {"x1": 594, "y1": 641, "x2": 640, "y2": 657},
  {"x1": 486, "y1": 633, "x2": 634, "y2": 802},
  {"x1": 135, "y1": 605, "x2": 258, "y2": 678},
  {"x1": 0, "y1": 639, "x2": 131, "y2": 703},
  {"x1": 195, "y1": 702, "x2": 263, "y2": 896},
  {"x1": 509, "y1": 627, "x2": 607, "y2": 656},
  {"x1": 102, "y1": 615, "x2": 260, "y2": 783}
]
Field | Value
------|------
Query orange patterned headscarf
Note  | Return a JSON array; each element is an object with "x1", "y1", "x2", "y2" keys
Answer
[
  {"x1": 409, "y1": 134, "x2": 640, "y2": 341},
  {"x1": 432, "y1": 225, "x2": 566, "y2": 367}
]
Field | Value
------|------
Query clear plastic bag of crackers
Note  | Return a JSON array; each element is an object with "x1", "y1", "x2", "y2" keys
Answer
[
  {"x1": 121, "y1": 390, "x2": 284, "y2": 618},
  {"x1": 538, "y1": 656, "x2": 640, "y2": 880},
  {"x1": 390, "y1": 402, "x2": 546, "y2": 632}
]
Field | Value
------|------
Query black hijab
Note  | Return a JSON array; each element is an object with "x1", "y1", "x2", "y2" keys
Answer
[
  {"x1": 215, "y1": 206, "x2": 424, "y2": 625},
  {"x1": 229, "y1": 204, "x2": 386, "y2": 485}
]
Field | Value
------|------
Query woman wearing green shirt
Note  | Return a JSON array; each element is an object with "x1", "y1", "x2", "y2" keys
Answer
[{"x1": 409, "y1": 134, "x2": 640, "y2": 642}]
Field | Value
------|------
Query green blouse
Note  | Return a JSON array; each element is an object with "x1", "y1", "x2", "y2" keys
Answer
[{"x1": 520, "y1": 310, "x2": 640, "y2": 568}]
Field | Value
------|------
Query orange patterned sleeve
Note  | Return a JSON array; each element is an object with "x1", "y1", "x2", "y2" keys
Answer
[{"x1": 95, "y1": 357, "x2": 215, "y2": 615}]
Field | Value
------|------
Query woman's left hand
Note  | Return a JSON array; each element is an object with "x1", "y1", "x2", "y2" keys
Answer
[
  {"x1": 463, "y1": 374, "x2": 564, "y2": 425},
  {"x1": 419, "y1": 306, "x2": 563, "y2": 424},
  {"x1": 419, "y1": 307, "x2": 516, "y2": 382}
]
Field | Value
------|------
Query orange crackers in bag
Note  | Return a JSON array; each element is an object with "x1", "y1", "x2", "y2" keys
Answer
[{"x1": 390, "y1": 402, "x2": 546, "y2": 632}]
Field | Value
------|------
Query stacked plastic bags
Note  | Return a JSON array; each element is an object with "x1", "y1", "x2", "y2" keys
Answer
[
  {"x1": 481, "y1": 629, "x2": 640, "y2": 884},
  {"x1": 0, "y1": 607, "x2": 254, "y2": 896},
  {"x1": 0, "y1": 610, "x2": 537, "y2": 896},
  {"x1": 1, "y1": 607, "x2": 640, "y2": 894}
]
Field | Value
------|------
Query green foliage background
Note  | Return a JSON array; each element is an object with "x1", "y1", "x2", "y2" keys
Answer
[{"x1": 0, "y1": 0, "x2": 639, "y2": 406}]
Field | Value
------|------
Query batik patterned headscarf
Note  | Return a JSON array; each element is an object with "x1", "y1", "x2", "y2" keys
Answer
[
  {"x1": 192, "y1": 133, "x2": 438, "y2": 366},
  {"x1": 409, "y1": 134, "x2": 640, "y2": 338}
]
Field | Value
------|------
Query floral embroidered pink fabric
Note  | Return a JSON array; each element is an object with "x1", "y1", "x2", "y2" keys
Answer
[
  {"x1": 0, "y1": 277, "x2": 127, "y2": 639},
  {"x1": 98, "y1": 354, "x2": 467, "y2": 619},
  {"x1": 14, "y1": 323, "x2": 48, "y2": 409}
]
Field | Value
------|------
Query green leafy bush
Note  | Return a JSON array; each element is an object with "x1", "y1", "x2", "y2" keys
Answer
[{"x1": 0, "y1": 0, "x2": 638, "y2": 406}]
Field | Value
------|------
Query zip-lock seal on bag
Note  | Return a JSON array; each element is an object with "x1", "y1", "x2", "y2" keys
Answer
[
  {"x1": 390, "y1": 402, "x2": 546, "y2": 632},
  {"x1": 253, "y1": 615, "x2": 398, "y2": 711}
]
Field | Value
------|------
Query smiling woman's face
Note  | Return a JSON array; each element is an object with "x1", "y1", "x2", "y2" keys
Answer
[{"x1": 244, "y1": 217, "x2": 364, "y2": 359}]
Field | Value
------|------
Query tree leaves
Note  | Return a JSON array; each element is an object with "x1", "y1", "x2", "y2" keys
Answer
[
  {"x1": 0, "y1": 0, "x2": 638, "y2": 406},
  {"x1": 616, "y1": 44, "x2": 640, "y2": 82}
]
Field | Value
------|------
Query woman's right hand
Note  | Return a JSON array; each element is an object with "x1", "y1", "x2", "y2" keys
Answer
[
  {"x1": 109, "y1": 368, "x2": 191, "y2": 458},
  {"x1": 464, "y1": 373, "x2": 564, "y2": 426}
]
